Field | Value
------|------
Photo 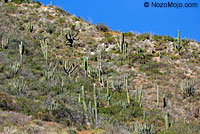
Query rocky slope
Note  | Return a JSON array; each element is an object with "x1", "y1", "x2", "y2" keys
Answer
[{"x1": 0, "y1": 1, "x2": 199, "y2": 134}]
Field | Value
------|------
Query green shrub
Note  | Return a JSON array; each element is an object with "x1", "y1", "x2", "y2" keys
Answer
[
  {"x1": 152, "y1": 35, "x2": 175, "y2": 42},
  {"x1": 136, "y1": 33, "x2": 150, "y2": 41},
  {"x1": 139, "y1": 61, "x2": 163, "y2": 76},
  {"x1": 124, "y1": 32, "x2": 134, "y2": 38},
  {"x1": 12, "y1": 0, "x2": 32, "y2": 4},
  {"x1": 95, "y1": 23, "x2": 109, "y2": 32}
]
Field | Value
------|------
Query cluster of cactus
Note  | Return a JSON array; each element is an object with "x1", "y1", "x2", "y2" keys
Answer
[
  {"x1": 111, "y1": 79, "x2": 123, "y2": 92},
  {"x1": 26, "y1": 22, "x2": 33, "y2": 32},
  {"x1": 80, "y1": 84, "x2": 100, "y2": 127},
  {"x1": 45, "y1": 98, "x2": 59, "y2": 111},
  {"x1": 13, "y1": 77, "x2": 27, "y2": 95},
  {"x1": 180, "y1": 79, "x2": 196, "y2": 97},
  {"x1": 116, "y1": 30, "x2": 127, "y2": 54},
  {"x1": 1, "y1": 35, "x2": 9, "y2": 49},
  {"x1": 155, "y1": 85, "x2": 167, "y2": 108},
  {"x1": 174, "y1": 29, "x2": 183, "y2": 53},
  {"x1": 134, "y1": 85, "x2": 143, "y2": 107},
  {"x1": 59, "y1": 60, "x2": 78, "y2": 77},
  {"x1": 40, "y1": 39, "x2": 48, "y2": 65},
  {"x1": 65, "y1": 23, "x2": 79, "y2": 56},
  {"x1": 10, "y1": 61, "x2": 21, "y2": 77},
  {"x1": 134, "y1": 122, "x2": 153, "y2": 134},
  {"x1": 43, "y1": 64, "x2": 55, "y2": 81}
]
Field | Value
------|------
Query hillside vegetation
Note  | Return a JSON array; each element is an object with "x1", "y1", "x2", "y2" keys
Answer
[{"x1": 0, "y1": 1, "x2": 199, "y2": 134}]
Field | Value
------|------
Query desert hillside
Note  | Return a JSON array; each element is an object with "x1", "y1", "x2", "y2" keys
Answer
[{"x1": 0, "y1": 1, "x2": 199, "y2": 134}]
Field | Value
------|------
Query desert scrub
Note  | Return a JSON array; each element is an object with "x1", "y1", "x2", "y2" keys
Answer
[
  {"x1": 129, "y1": 52, "x2": 153, "y2": 65},
  {"x1": 124, "y1": 32, "x2": 135, "y2": 38},
  {"x1": 95, "y1": 23, "x2": 109, "y2": 32},
  {"x1": 99, "y1": 92, "x2": 143, "y2": 121},
  {"x1": 12, "y1": 0, "x2": 32, "y2": 4},
  {"x1": 136, "y1": 33, "x2": 150, "y2": 41},
  {"x1": 0, "y1": 92, "x2": 14, "y2": 111},
  {"x1": 100, "y1": 33, "x2": 115, "y2": 44},
  {"x1": 157, "y1": 121, "x2": 200, "y2": 134},
  {"x1": 0, "y1": 64, "x2": 4, "y2": 72},
  {"x1": 139, "y1": 61, "x2": 163, "y2": 76},
  {"x1": 152, "y1": 35, "x2": 175, "y2": 42},
  {"x1": 0, "y1": 3, "x2": 17, "y2": 13}
]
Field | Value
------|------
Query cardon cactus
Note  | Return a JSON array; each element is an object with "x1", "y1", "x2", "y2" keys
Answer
[
  {"x1": 40, "y1": 39, "x2": 48, "y2": 65},
  {"x1": 81, "y1": 86, "x2": 89, "y2": 125},
  {"x1": 93, "y1": 84, "x2": 98, "y2": 124},
  {"x1": 125, "y1": 78, "x2": 130, "y2": 104},
  {"x1": 134, "y1": 122, "x2": 153, "y2": 134},
  {"x1": 165, "y1": 113, "x2": 170, "y2": 129},
  {"x1": 1, "y1": 36, "x2": 9, "y2": 49},
  {"x1": 180, "y1": 79, "x2": 196, "y2": 97},
  {"x1": 174, "y1": 29, "x2": 183, "y2": 53},
  {"x1": 157, "y1": 85, "x2": 159, "y2": 108},
  {"x1": 65, "y1": 23, "x2": 79, "y2": 56},
  {"x1": 19, "y1": 42, "x2": 25, "y2": 64}
]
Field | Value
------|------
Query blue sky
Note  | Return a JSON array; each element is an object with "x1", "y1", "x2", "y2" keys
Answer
[{"x1": 40, "y1": 0, "x2": 200, "y2": 41}]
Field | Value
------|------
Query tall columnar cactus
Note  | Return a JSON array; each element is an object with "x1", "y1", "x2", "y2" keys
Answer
[
  {"x1": 106, "y1": 80, "x2": 111, "y2": 106},
  {"x1": 98, "y1": 49, "x2": 105, "y2": 88},
  {"x1": 163, "y1": 94, "x2": 167, "y2": 108},
  {"x1": 139, "y1": 85, "x2": 143, "y2": 107},
  {"x1": 93, "y1": 84, "x2": 98, "y2": 124},
  {"x1": 135, "y1": 87, "x2": 138, "y2": 100},
  {"x1": 98, "y1": 67, "x2": 101, "y2": 83},
  {"x1": 40, "y1": 39, "x2": 48, "y2": 65},
  {"x1": 123, "y1": 42, "x2": 127, "y2": 55},
  {"x1": 125, "y1": 78, "x2": 130, "y2": 105},
  {"x1": 27, "y1": 22, "x2": 33, "y2": 32},
  {"x1": 157, "y1": 85, "x2": 160, "y2": 108},
  {"x1": 165, "y1": 113, "x2": 170, "y2": 129},
  {"x1": 83, "y1": 57, "x2": 89, "y2": 77},
  {"x1": 78, "y1": 93, "x2": 81, "y2": 103},
  {"x1": 88, "y1": 101, "x2": 94, "y2": 126},
  {"x1": 120, "y1": 31, "x2": 124, "y2": 53},
  {"x1": 19, "y1": 42, "x2": 25, "y2": 63},
  {"x1": 143, "y1": 111, "x2": 146, "y2": 122},
  {"x1": 81, "y1": 86, "x2": 89, "y2": 125},
  {"x1": 106, "y1": 80, "x2": 109, "y2": 95},
  {"x1": 1, "y1": 36, "x2": 9, "y2": 49},
  {"x1": 174, "y1": 29, "x2": 183, "y2": 53}
]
